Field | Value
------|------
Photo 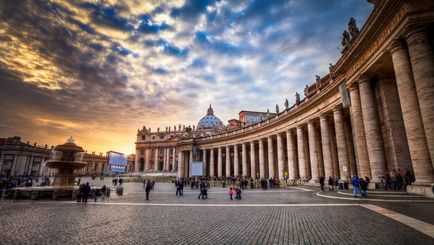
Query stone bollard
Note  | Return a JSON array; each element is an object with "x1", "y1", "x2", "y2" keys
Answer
[
  {"x1": 1, "y1": 189, "x2": 6, "y2": 201},
  {"x1": 31, "y1": 190, "x2": 39, "y2": 200},
  {"x1": 52, "y1": 190, "x2": 59, "y2": 200},
  {"x1": 71, "y1": 190, "x2": 77, "y2": 200},
  {"x1": 13, "y1": 190, "x2": 18, "y2": 200}
]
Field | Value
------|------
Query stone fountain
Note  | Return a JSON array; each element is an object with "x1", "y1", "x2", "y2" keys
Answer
[
  {"x1": 7, "y1": 137, "x2": 90, "y2": 200},
  {"x1": 46, "y1": 137, "x2": 87, "y2": 186}
]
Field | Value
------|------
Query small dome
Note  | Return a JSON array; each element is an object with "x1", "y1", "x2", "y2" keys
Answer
[{"x1": 197, "y1": 104, "x2": 224, "y2": 130}]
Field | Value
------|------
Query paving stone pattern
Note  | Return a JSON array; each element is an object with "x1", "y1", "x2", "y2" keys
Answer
[{"x1": 0, "y1": 183, "x2": 433, "y2": 244}]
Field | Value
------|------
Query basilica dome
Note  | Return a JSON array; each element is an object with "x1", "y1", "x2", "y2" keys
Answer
[{"x1": 197, "y1": 105, "x2": 224, "y2": 130}]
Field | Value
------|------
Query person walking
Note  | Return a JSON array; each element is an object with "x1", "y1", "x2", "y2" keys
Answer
[
  {"x1": 101, "y1": 185, "x2": 107, "y2": 201},
  {"x1": 82, "y1": 182, "x2": 91, "y2": 203},
  {"x1": 351, "y1": 176, "x2": 360, "y2": 197},
  {"x1": 360, "y1": 178, "x2": 367, "y2": 197},
  {"x1": 328, "y1": 176, "x2": 334, "y2": 191},
  {"x1": 319, "y1": 176, "x2": 325, "y2": 192},
  {"x1": 228, "y1": 187, "x2": 234, "y2": 200},
  {"x1": 145, "y1": 180, "x2": 151, "y2": 200}
]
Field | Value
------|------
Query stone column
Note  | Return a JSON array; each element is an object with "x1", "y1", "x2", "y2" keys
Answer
[
  {"x1": 172, "y1": 148, "x2": 176, "y2": 172},
  {"x1": 225, "y1": 146, "x2": 231, "y2": 177},
  {"x1": 210, "y1": 148, "x2": 215, "y2": 177},
  {"x1": 242, "y1": 143, "x2": 248, "y2": 177},
  {"x1": 390, "y1": 39, "x2": 434, "y2": 183},
  {"x1": 344, "y1": 120, "x2": 357, "y2": 176},
  {"x1": 259, "y1": 139, "x2": 265, "y2": 178},
  {"x1": 358, "y1": 76, "x2": 387, "y2": 180},
  {"x1": 348, "y1": 83, "x2": 371, "y2": 178},
  {"x1": 177, "y1": 151, "x2": 184, "y2": 178},
  {"x1": 286, "y1": 129, "x2": 298, "y2": 180},
  {"x1": 277, "y1": 133, "x2": 285, "y2": 179},
  {"x1": 234, "y1": 144, "x2": 239, "y2": 176},
  {"x1": 308, "y1": 121, "x2": 320, "y2": 182},
  {"x1": 203, "y1": 149, "x2": 207, "y2": 176},
  {"x1": 145, "y1": 149, "x2": 150, "y2": 171},
  {"x1": 154, "y1": 148, "x2": 159, "y2": 171},
  {"x1": 320, "y1": 115, "x2": 334, "y2": 179},
  {"x1": 297, "y1": 126, "x2": 307, "y2": 179},
  {"x1": 250, "y1": 141, "x2": 257, "y2": 179},
  {"x1": 333, "y1": 106, "x2": 350, "y2": 180},
  {"x1": 267, "y1": 136, "x2": 275, "y2": 178},
  {"x1": 406, "y1": 27, "x2": 434, "y2": 165},
  {"x1": 189, "y1": 150, "x2": 193, "y2": 177},
  {"x1": 218, "y1": 147, "x2": 223, "y2": 177}
]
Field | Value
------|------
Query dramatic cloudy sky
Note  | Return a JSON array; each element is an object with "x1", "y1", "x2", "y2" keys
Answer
[{"x1": 0, "y1": 0, "x2": 373, "y2": 154}]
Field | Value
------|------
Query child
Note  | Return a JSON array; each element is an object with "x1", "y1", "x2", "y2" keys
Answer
[{"x1": 228, "y1": 187, "x2": 234, "y2": 200}]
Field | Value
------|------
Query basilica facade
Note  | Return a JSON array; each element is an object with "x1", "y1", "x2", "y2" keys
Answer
[{"x1": 135, "y1": 0, "x2": 434, "y2": 196}]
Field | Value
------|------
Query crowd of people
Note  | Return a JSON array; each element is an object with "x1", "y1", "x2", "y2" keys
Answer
[{"x1": 0, "y1": 175, "x2": 51, "y2": 189}]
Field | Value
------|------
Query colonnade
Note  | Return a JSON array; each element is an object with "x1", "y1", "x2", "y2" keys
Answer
[{"x1": 177, "y1": 27, "x2": 434, "y2": 185}]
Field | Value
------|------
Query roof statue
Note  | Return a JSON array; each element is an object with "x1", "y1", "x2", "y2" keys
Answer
[
  {"x1": 342, "y1": 30, "x2": 350, "y2": 48},
  {"x1": 295, "y1": 92, "x2": 300, "y2": 105},
  {"x1": 329, "y1": 63, "x2": 336, "y2": 81},
  {"x1": 315, "y1": 75, "x2": 322, "y2": 89},
  {"x1": 348, "y1": 17, "x2": 359, "y2": 40},
  {"x1": 304, "y1": 84, "x2": 310, "y2": 97}
]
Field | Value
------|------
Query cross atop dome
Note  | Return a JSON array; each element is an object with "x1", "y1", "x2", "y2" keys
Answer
[{"x1": 207, "y1": 104, "x2": 214, "y2": 116}]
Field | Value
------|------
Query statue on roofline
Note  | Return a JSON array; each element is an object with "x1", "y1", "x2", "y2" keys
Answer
[
  {"x1": 342, "y1": 30, "x2": 350, "y2": 48},
  {"x1": 348, "y1": 17, "x2": 359, "y2": 40}
]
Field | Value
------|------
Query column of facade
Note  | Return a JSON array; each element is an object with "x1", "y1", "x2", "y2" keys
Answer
[
  {"x1": 333, "y1": 106, "x2": 350, "y2": 180},
  {"x1": 177, "y1": 151, "x2": 184, "y2": 178},
  {"x1": 390, "y1": 39, "x2": 434, "y2": 183},
  {"x1": 172, "y1": 148, "x2": 176, "y2": 171},
  {"x1": 242, "y1": 143, "x2": 248, "y2": 177},
  {"x1": 250, "y1": 141, "x2": 256, "y2": 178},
  {"x1": 188, "y1": 150, "x2": 193, "y2": 177},
  {"x1": 348, "y1": 83, "x2": 371, "y2": 178},
  {"x1": 358, "y1": 76, "x2": 387, "y2": 180},
  {"x1": 203, "y1": 149, "x2": 207, "y2": 175},
  {"x1": 267, "y1": 136, "x2": 275, "y2": 178},
  {"x1": 210, "y1": 148, "x2": 215, "y2": 177},
  {"x1": 277, "y1": 133, "x2": 285, "y2": 179},
  {"x1": 320, "y1": 115, "x2": 334, "y2": 179},
  {"x1": 145, "y1": 149, "x2": 150, "y2": 171},
  {"x1": 308, "y1": 121, "x2": 320, "y2": 182},
  {"x1": 406, "y1": 27, "x2": 434, "y2": 165},
  {"x1": 286, "y1": 130, "x2": 298, "y2": 180},
  {"x1": 154, "y1": 148, "x2": 159, "y2": 171},
  {"x1": 297, "y1": 126, "x2": 307, "y2": 179},
  {"x1": 258, "y1": 139, "x2": 265, "y2": 178},
  {"x1": 225, "y1": 146, "x2": 231, "y2": 177},
  {"x1": 233, "y1": 145, "x2": 239, "y2": 176},
  {"x1": 135, "y1": 148, "x2": 140, "y2": 172},
  {"x1": 218, "y1": 147, "x2": 223, "y2": 177}
]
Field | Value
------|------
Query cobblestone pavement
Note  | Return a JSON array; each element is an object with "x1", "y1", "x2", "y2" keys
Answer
[{"x1": 0, "y1": 182, "x2": 433, "y2": 244}]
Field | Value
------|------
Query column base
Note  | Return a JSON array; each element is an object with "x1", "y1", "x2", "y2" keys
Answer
[{"x1": 406, "y1": 183, "x2": 434, "y2": 198}]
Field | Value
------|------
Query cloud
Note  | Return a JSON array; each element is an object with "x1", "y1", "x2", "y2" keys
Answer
[{"x1": 0, "y1": 0, "x2": 373, "y2": 153}]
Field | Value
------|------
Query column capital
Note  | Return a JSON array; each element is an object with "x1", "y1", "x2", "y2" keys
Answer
[
  {"x1": 356, "y1": 74, "x2": 370, "y2": 85},
  {"x1": 347, "y1": 81, "x2": 359, "y2": 91},
  {"x1": 404, "y1": 25, "x2": 428, "y2": 42},
  {"x1": 388, "y1": 38, "x2": 406, "y2": 54}
]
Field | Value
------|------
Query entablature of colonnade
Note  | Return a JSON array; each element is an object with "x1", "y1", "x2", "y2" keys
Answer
[{"x1": 335, "y1": 0, "x2": 434, "y2": 84}]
